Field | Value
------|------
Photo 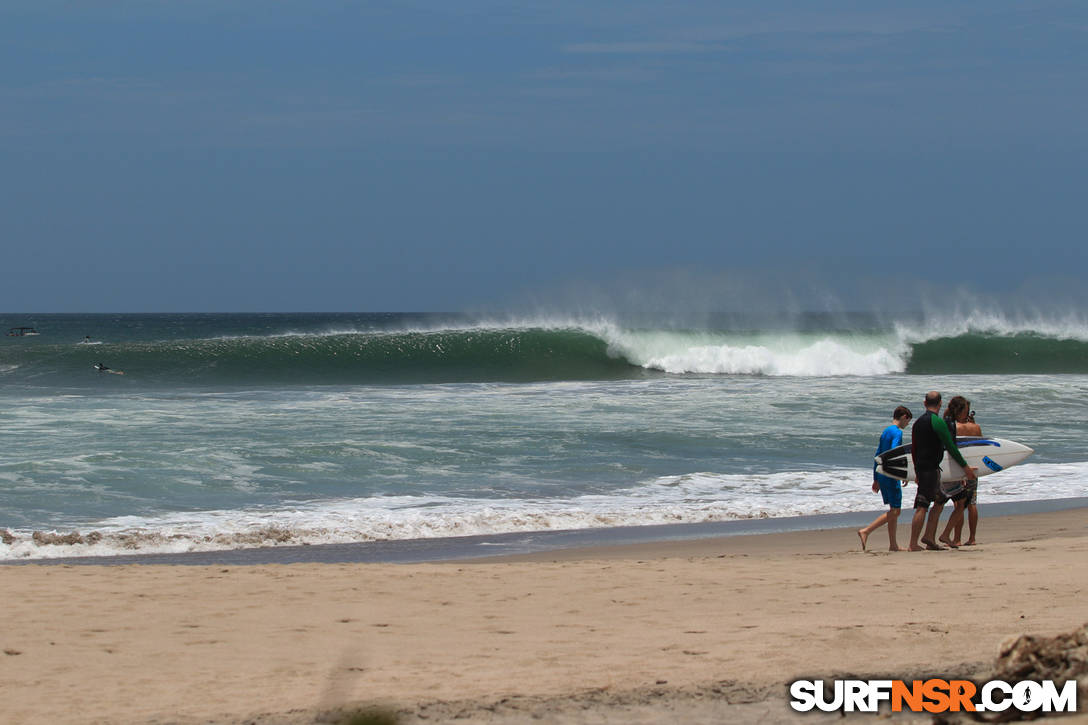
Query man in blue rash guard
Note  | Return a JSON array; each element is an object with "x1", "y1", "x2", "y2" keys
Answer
[
  {"x1": 909, "y1": 391, "x2": 977, "y2": 551},
  {"x1": 857, "y1": 405, "x2": 912, "y2": 551}
]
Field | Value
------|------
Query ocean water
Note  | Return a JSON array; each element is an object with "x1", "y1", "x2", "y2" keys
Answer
[{"x1": 2, "y1": 312, "x2": 1087, "y2": 560}]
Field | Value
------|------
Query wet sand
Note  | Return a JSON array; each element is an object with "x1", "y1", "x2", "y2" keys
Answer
[{"x1": 2, "y1": 507, "x2": 1086, "y2": 724}]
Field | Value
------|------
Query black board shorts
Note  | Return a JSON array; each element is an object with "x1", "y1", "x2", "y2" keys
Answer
[{"x1": 913, "y1": 469, "x2": 946, "y2": 509}]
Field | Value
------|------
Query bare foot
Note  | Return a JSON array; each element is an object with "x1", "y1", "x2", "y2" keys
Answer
[
  {"x1": 857, "y1": 529, "x2": 869, "y2": 551},
  {"x1": 939, "y1": 536, "x2": 959, "y2": 549},
  {"x1": 889, "y1": 544, "x2": 902, "y2": 552},
  {"x1": 965, "y1": 539, "x2": 977, "y2": 546},
  {"x1": 909, "y1": 545, "x2": 924, "y2": 551},
  {"x1": 921, "y1": 538, "x2": 945, "y2": 551}
]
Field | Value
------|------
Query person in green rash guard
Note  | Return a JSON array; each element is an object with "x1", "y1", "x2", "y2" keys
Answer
[{"x1": 908, "y1": 391, "x2": 977, "y2": 552}]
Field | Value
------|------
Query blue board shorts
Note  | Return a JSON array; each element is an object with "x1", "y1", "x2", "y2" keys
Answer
[{"x1": 876, "y1": 473, "x2": 903, "y2": 509}]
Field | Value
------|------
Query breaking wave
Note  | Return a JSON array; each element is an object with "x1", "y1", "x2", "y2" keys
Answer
[{"x1": 3, "y1": 311, "x2": 1088, "y2": 385}]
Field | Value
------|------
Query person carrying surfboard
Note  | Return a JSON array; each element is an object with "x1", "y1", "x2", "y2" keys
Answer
[
  {"x1": 858, "y1": 405, "x2": 912, "y2": 551},
  {"x1": 908, "y1": 391, "x2": 976, "y2": 552}
]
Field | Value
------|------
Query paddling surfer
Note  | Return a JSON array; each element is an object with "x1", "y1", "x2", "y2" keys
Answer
[
  {"x1": 908, "y1": 391, "x2": 976, "y2": 552},
  {"x1": 93, "y1": 362, "x2": 124, "y2": 375}
]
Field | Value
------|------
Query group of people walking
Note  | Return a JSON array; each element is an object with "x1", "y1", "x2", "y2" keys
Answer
[{"x1": 858, "y1": 390, "x2": 982, "y2": 552}]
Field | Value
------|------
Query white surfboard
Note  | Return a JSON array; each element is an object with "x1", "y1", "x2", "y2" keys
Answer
[{"x1": 875, "y1": 437, "x2": 1034, "y2": 483}]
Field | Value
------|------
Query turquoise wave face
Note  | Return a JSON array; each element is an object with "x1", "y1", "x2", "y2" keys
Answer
[
  {"x1": 903, "y1": 333, "x2": 1088, "y2": 374},
  {"x1": 0, "y1": 328, "x2": 644, "y2": 387}
]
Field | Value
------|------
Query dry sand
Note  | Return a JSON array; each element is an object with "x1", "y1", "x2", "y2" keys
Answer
[{"x1": 1, "y1": 507, "x2": 1086, "y2": 724}]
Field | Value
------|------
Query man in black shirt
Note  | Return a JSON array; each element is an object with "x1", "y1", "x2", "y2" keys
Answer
[{"x1": 909, "y1": 391, "x2": 976, "y2": 551}]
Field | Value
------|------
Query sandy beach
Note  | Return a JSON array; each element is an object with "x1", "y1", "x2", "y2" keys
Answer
[{"x1": 2, "y1": 507, "x2": 1086, "y2": 724}]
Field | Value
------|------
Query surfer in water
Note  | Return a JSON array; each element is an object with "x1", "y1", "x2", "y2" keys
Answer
[
  {"x1": 858, "y1": 406, "x2": 912, "y2": 551},
  {"x1": 909, "y1": 391, "x2": 976, "y2": 552},
  {"x1": 93, "y1": 362, "x2": 124, "y2": 375}
]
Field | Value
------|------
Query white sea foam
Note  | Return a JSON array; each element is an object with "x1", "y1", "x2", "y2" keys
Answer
[
  {"x1": 598, "y1": 329, "x2": 907, "y2": 376},
  {"x1": 3, "y1": 462, "x2": 1085, "y2": 560}
]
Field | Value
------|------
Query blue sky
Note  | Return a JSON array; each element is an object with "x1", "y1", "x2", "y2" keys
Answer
[{"x1": 2, "y1": 1, "x2": 1086, "y2": 312}]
